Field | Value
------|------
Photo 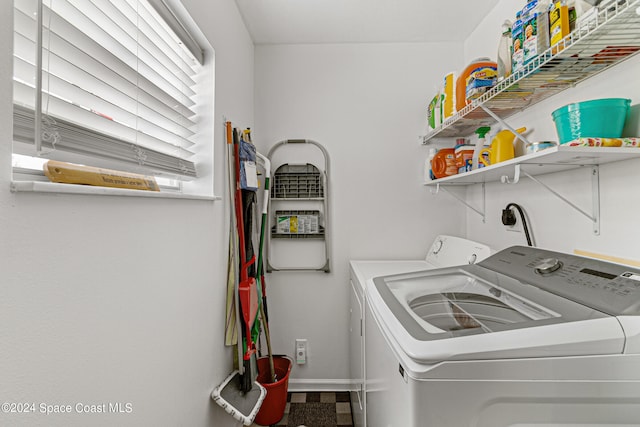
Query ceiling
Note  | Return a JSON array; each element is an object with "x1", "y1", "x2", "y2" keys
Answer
[{"x1": 234, "y1": 0, "x2": 501, "y2": 45}]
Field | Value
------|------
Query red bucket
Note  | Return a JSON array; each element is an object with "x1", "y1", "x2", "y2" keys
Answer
[{"x1": 254, "y1": 356, "x2": 292, "y2": 425}]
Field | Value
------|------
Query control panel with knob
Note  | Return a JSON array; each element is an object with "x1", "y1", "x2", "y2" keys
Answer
[
  {"x1": 533, "y1": 258, "x2": 563, "y2": 275},
  {"x1": 478, "y1": 246, "x2": 640, "y2": 316}
]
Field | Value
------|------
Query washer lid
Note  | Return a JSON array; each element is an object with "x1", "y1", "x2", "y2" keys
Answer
[{"x1": 369, "y1": 261, "x2": 625, "y2": 362}]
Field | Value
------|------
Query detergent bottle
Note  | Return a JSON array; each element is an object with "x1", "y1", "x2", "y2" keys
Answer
[
  {"x1": 455, "y1": 59, "x2": 498, "y2": 111},
  {"x1": 479, "y1": 127, "x2": 526, "y2": 167},
  {"x1": 443, "y1": 72, "x2": 456, "y2": 120},
  {"x1": 455, "y1": 138, "x2": 474, "y2": 174},
  {"x1": 431, "y1": 148, "x2": 457, "y2": 179},
  {"x1": 471, "y1": 126, "x2": 491, "y2": 170}
]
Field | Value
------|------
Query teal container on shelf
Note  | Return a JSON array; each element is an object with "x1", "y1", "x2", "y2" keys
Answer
[{"x1": 552, "y1": 98, "x2": 631, "y2": 144}]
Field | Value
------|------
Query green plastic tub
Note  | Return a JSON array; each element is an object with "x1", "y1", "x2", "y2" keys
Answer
[{"x1": 552, "y1": 98, "x2": 631, "y2": 144}]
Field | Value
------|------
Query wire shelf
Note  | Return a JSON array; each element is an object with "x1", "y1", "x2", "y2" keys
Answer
[
  {"x1": 272, "y1": 163, "x2": 324, "y2": 199},
  {"x1": 423, "y1": 0, "x2": 640, "y2": 142},
  {"x1": 271, "y1": 209, "x2": 324, "y2": 239}
]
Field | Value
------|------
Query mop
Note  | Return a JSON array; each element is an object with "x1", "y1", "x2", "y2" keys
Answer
[
  {"x1": 234, "y1": 128, "x2": 260, "y2": 393},
  {"x1": 212, "y1": 122, "x2": 265, "y2": 426},
  {"x1": 256, "y1": 152, "x2": 276, "y2": 383},
  {"x1": 224, "y1": 122, "x2": 239, "y2": 347},
  {"x1": 240, "y1": 129, "x2": 263, "y2": 355}
]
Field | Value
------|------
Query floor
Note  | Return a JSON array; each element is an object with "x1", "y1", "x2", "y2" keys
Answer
[{"x1": 252, "y1": 392, "x2": 353, "y2": 427}]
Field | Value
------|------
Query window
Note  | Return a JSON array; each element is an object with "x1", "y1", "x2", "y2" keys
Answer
[{"x1": 12, "y1": 0, "x2": 214, "y2": 196}]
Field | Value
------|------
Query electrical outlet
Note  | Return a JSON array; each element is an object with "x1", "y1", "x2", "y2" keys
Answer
[
  {"x1": 505, "y1": 220, "x2": 523, "y2": 233},
  {"x1": 295, "y1": 339, "x2": 307, "y2": 364},
  {"x1": 502, "y1": 207, "x2": 521, "y2": 233}
]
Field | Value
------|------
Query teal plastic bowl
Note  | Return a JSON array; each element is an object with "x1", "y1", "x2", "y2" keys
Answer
[{"x1": 551, "y1": 98, "x2": 631, "y2": 144}]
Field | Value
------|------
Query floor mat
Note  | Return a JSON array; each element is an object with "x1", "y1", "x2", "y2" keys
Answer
[{"x1": 252, "y1": 392, "x2": 353, "y2": 427}]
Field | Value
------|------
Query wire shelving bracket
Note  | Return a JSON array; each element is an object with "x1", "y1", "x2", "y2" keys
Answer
[
  {"x1": 521, "y1": 165, "x2": 601, "y2": 235},
  {"x1": 432, "y1": 183, "x2": 486, "y2": 223}
]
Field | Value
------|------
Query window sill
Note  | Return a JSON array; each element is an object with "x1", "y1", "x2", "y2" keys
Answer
[{"x1": 10, "y1": 180, "x2": 221, "y2": 201}]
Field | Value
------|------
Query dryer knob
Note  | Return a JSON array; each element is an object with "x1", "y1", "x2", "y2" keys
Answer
[{"x1": 533, "y1": 258, "x2": 563, "y2": 275}]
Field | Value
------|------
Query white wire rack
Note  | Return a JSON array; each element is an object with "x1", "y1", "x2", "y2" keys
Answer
[{"x1": 423, "y1": 0, "x2": 640, "y2": 143}]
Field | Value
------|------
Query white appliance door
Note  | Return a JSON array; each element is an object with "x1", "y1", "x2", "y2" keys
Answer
[
  {"x1": 365, "y1": 295, "x2": 413, "y2": 427},
  {"x1": 349, "y1": 279, "x2": 365, "y2": 427}
]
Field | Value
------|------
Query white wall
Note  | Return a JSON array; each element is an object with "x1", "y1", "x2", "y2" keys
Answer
[
  {"x1": 463, "y1": 0, "x2": 523, "y2": 63},
  {"x1": 463, "y1": 0, "x2": 640, "y2": 260},
  {"x1": 0, "y1": 1, "x2": 254, "y2": 426},
  {"x1": 253, "y1": 42, "x2": 465, "y2": 389}
]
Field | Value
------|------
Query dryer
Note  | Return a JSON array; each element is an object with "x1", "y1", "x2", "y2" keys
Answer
[
  {"x1": 349, "y1": 235, "x2": 492, "y2": 427},
  {"x1": 365, "y1": 245, "x2": 640, "y2": 426}
]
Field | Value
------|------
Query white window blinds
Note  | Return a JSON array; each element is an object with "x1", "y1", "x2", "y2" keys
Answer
[{"x1": 13, "y1": 0, "x2": 205, "y2": 179}]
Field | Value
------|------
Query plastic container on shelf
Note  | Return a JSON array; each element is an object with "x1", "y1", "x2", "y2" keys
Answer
[
  {"x1": 522, "y1": 0, "x2": 551, "y2": 65},
  {"x1": 549, "y1": 1, "x2": 571, "y2": 53},
  {"x1": 428, "y1": 92, "x2": 441, "y2": 130},
  {"x1": 455, "y1": 58, "x2": 498, "y2": 111},
  {"x1": 512, "y1": 12, "x2": 525, "y2": 73},
  {"x1": 526, "y1": 141, "x2": 558, "y2": 153},
  {"x1": 443, "y1": 72, "x2": 456, "y2": 119},
  {"x1": 471, "y1": 126, "x2": 491, "y2": 170},
  {"x1": 425, "y1": 148, "x2": 437, "y2": 181},
  {"x1": 497, "y1": 20, "x2": 513, "y2": 80},
  {"x1": 479, "y1": 127, "x2": 526, "y2": 166},
  {"x1": 455, "y1": 144, "x2": 475, "y2": 174},
  {"x1": 552, "y1": 98, "x2": 631, "y2": 143},
  {"x1": 431, "y1": 148, "x2": 457, "y2": 179}
]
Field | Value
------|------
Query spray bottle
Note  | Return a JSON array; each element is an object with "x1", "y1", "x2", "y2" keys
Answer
[
  {"x1": 471, "y1": 126, "x2": 491, "y2": 170},
  {"x1": 497, "y1": 20, "x2": 513, "y2": 81}
]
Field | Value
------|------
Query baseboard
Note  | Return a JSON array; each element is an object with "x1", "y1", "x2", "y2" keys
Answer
[{"x1": 287, "y1": 378, "x2": 353, "y2": 392}]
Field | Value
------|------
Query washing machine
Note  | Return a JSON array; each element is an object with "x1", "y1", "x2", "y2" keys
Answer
[
  {"x1": 349, "y1": 235, "x2": 492, "y2": 427},
  {"x1": 365, "y1": 245, "x2": 640, "y2": 426}
]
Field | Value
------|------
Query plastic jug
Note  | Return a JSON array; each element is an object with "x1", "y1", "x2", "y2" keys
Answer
[
  {"x1": 479, "y1": 127, "x2": 526, "y2": 166},
  {"x1": 455, "y1": 58, "x2": 498, "y2": 111},
  {"x1": 431, "y1": 148, "x2": 457, "y2": 179}
]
